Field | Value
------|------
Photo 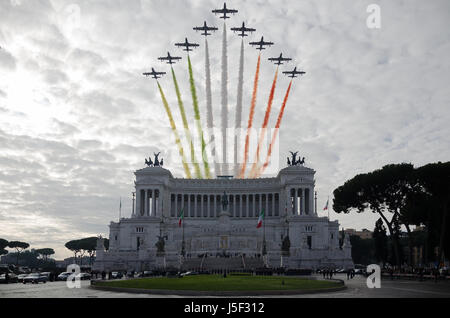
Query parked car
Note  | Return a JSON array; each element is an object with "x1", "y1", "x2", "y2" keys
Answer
[
  {"x1": 57, "y1": 272, "x2": 71, "y2": 281},
  {"x1": 111, "y1": 272, "x2": 123, "y2": 279},
  {"x1": 78, "y1": 273, "x2": 91, "y2": 280},
  {"x1": 180, "y1": 271, "x2": 199, "y2": 277},
  {"x1": 17, "y1": 273, "x2": 29, "y2": 283},
  {"x1": 0, "y1": 273, "x2": 18, "y2": 284},
  {"x1": 23, "y1": 273, "x2": 48, "y2": 284}
]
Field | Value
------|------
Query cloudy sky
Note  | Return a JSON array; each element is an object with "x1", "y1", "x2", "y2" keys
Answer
[{"x1": 1, "y1": 0, "x2": 449, "y2": 259}]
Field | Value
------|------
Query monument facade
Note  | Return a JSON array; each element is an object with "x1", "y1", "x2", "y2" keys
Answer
[{"x1": 93, "y1": 158, "x2": 353, "y2": 271}]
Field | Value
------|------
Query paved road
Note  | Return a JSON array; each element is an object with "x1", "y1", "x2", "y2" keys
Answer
[{"x1": 1, "y1": 274, "x2": 449, "y2": 298}]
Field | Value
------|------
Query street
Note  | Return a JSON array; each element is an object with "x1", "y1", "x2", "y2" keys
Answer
[{"x1": 1, "y1": 274, "x2": 449, "y2": 298}]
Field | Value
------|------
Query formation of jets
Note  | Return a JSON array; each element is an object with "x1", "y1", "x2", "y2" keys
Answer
[
  {"x1": 283, "y1": 67, "x2": 306, "y2": 78},
  {"x1": 212, "y1": 2, "x2": 238, "y2": 19},
  {"x1": 249, "y1": 36, "x2": 274, "y2": 51},
  {"x1": 158, "y1": 52, "x2": 182, "y2": 65},
  {"x1": 145, "y1": 3, "x2": 305, "y2": 81},
  {"x1": 175, "y1": 38, "x2": 199, "y2": 52},
  {"x1": 268, "y1": 53, "x2": 292, "y2": 65},
  {"x1": 143, "y1": 68, "x2": 166, "y2": 79},
  {"x1": 230, "y1": 22, "x2": 256, "y2": 37},
  {"x1": 193, "y1": 21, "x2": 218, "y2": 36}
]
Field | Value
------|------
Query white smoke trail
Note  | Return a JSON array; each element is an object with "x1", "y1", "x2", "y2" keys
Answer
[
  {"x1": 205, "y1": 38, "x2": 219, "y2": 177},
  {"x1": 221, "y1": 21, "x2": 228, "y2": 176},
  {"x1": 234, "y1": 38, "x2": 244, "y2": 177}
]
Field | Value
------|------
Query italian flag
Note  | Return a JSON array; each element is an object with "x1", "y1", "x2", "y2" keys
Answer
[
  {"x1": 323, "y1": 198, "x2": 329, "y2": 211},
  {"x1": 178, "y1": 209, "x2": 184, "y2": 227},
  {"x1": 256, "y1": 209, "x2": 265, "y2": 228}
]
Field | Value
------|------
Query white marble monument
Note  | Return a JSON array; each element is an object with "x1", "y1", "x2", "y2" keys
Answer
[{"x1": 93, "y1": 162, "x2": 353, "y2": 272}]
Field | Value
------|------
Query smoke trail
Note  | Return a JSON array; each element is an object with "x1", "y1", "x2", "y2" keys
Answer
[
  {"x1": 205, "y1": 38, "x2": 219, "y2": 177},
  {"x1": 239, "y1": 53, "x2": 261, "y2": 178},
  {"x1": 188, "y1": 55, "x2": 212, "y2": 179},
  {"x1": 249, "y1": 67, "x2": 279, "y2": 178},
  {"x1": 157, "y1": 82, "x2": 192, "y2": 179},
  {"x1": 234, "y1": 38, "x2": 245, "y2": 177},
  {"x1": 221, "y1": 22, "x2": 228, "y2": 176},
  {"x1": 171, "y1": 67, "x2": 203, "y2": 179},
  {"x1": 258, "y1": 80, "x2": 293, "y2": 177}
]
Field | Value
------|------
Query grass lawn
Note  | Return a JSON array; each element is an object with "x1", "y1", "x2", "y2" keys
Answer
[{"x1": 94, "y1": 275, "x2": 341, "y2": 291}]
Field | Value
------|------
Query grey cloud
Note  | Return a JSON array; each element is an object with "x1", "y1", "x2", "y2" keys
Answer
[
  {"x1": 0, "y1": 48, "x2": 17, "y2": 70},
  {"x1": 42, "y1": 69, "x2": 69, "y2": 84}
]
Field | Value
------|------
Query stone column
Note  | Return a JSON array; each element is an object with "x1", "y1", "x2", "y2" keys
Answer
[
  {"x1": 194, "y1": 194, "x2": 198, "y2": 218},
  {"x1": 188, "y1": 194, "x2": 191, "y2": 218},
  {"x1": 294, "y1": 188, "x2": 298, "y2": 216},
  {"x1": 232, "y1": 195, "x2": 236, "y2": 217},
  {"x1": 259, "y1": 194, "x2": 262, "y2": 215},
  {"x1": 200, "y1": 195, "x2": 203, "y2": 218},
  {"x1": 207, "y1": 194, "x2": 211, "y2": 217},
  {"x1": 145, "y1": 190, "x2": 149, "y2": 216},
  {"x1": 301, "y1": 188, "x2": 305, "y2": 216},
  {"x1": 286, "y1": 188, "x2": 292, "y2": 215},
  {"x1": 272, "y1": 193, "x2": 277, "y2": 216},
  {"x1": 158, "y1": 189, "x2": 162, "y2": 217},
  {"x1": 154, "y1": 189, "x2": 158, "y2": 216},
  {"x1": 245, "y1": 195, "x2": 249, "y2": 217},
  {"x1": 175, "y1": 193, "x2": 178, "y2": 218},
  {"x1": 239, "y1": 195, "x2": 243, "y2": 218},
  {"x1": 265, "y1": 193, "x2": 269, "y2": 216},
  {"x1": 136, "y1": 189, "x2": 141, "y2": 217}
]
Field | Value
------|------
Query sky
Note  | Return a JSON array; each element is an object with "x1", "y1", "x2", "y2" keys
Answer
[{"x1": 0, "y1": 0, "x2": 449, "y2": 259}]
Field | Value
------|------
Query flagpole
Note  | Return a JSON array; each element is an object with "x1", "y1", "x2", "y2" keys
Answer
[
  {"x1": 119, "y1": 197, "x2": 122, "y2": 221},
  {"x1": 262, "y1": 210, "x2": 267, "y2": 267},
  {"x1": 327, "y1": 195, "x2": 330, "y2": 219}
]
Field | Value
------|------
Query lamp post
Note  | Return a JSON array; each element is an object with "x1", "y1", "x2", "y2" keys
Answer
[{"x1": 132, "y1": 192, "x2": 136, "y2": 216}]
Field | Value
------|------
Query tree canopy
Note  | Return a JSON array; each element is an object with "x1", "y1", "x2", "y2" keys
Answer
[
  {"x1": 333, "y1": 161, "x2": 450, "y2": 267},
  {"x1": 0, "y1": 238, "x2": 8, "y2": 256},
  {"x1": 35, "y1": 248, "x2": 55, "y2": 260},
  {"x1": 64, "y1": 237, "x2": 109, "y2": 265},
  {"x1": 7, "y1": 241, "x2": 30, "y2": 265},
  {"x1": 333, "y1": 163, "x2": 415, "y2": 265}
]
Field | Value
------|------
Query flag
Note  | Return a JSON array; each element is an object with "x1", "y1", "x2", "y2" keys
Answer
[
  {"x1": 178, "y1": 209, "x2": 184, "y2": 227},
  {"x1": 323, "y1": 198, "x2": 329, "y2": 211},
  {"x1": 256, "y1": 209, "x2": 265, "y2": 228},
  {"x1": 119, "y1": 197, "x2": 122, "y2": 219}
]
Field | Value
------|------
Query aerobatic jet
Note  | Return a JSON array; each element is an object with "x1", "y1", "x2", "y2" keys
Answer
[
  {"x1": 212, "y1": 2, "x2": 238, "y2": 19},
  {"x1": 158, "y1": 52, "x2": 182, "y2": 65},
  {"x1": 175, "y1": 38, "x2": 200, "y2": 52},
  {"x1": 143, "y1": 68, "x2": 166, "y2": 80},
  {"x1": 193, "y1": 21, "x2": 218, "y2": 36},
  {"x1": 268, "y1": 53, "x2": 292, "y2": 65},
  {"x1": 249, "y1": 36, "x2": 274, "y2": 51},
  {"x1": 230, "y1": 22, "x2": 256, "y2": 37},
  {"x1": 283, "y1": 67, "x2": 306, "y2": 78}
]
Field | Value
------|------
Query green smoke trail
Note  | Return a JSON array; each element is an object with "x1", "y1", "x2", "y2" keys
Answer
[
  {"x1": 171, "y1": 67, "x2": 203, "y2": 179},
  {"x1": 156, "y1": 82, "x2": 192, "y2": 179},
  {"x1": 188, "y1": 55, "x2": 212, "y2": 179}
]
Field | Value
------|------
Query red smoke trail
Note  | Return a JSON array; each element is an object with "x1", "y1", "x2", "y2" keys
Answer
[
  {"x1": 259, "y1": 80, "x2": 293, "y2": 176},
  {"x1": 249, "y1": 67, "x2": 279, "y2": 177},
  {"x1": 239, "y1": 53, "x2": 261, "y2": 178}
]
